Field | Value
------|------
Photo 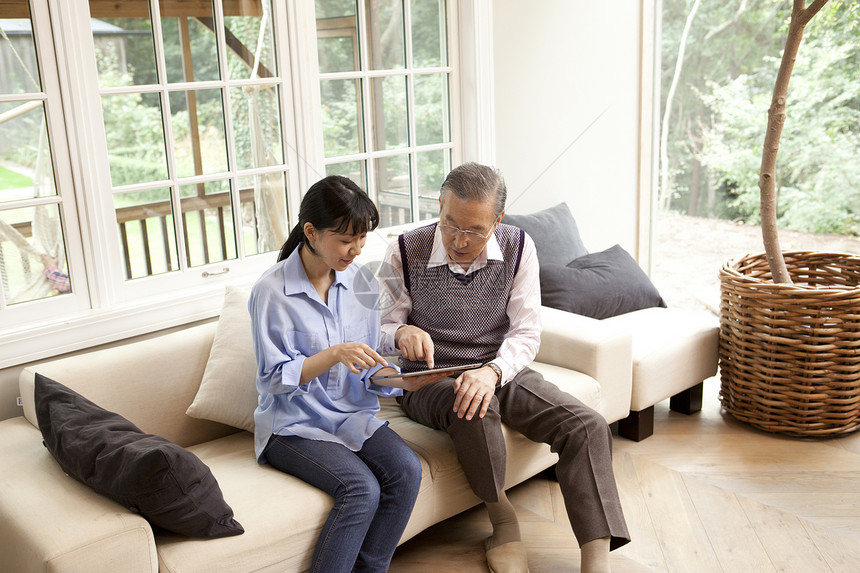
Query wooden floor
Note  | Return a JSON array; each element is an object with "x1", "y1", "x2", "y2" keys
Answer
[{"x1": 388, "y1": 375, "x2": 860, "y2": 572}]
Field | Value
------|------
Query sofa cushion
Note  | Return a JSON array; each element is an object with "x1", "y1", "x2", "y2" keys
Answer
[
  {"x1": 540, "y1": 244, "x2": 667, "y2": 319},
  {"x1": 603, "y1": 307, "x2": 719, "y2": 409},
  {"x1": 157, "y1": 432, "x2": 329, "y2": 572},
  {"x1": 21, "y1": 322, "x2": 230, "y2": 448},
  {"x1": 502, "y1": 203, "x2": 588, "y2": 266},
  {"x1": 35, "y1": 373, "x2": 244, "y2": 538},
  {"x1": 186, "y1": 286, "x2": 258, "y2": 433}
]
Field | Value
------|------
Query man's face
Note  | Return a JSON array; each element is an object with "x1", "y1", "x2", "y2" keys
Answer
[{"x1": 438, "y1": 193, "x2": 502, "y2": 267}]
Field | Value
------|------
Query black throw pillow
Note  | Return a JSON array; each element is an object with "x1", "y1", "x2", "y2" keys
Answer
[
  {"x1": 540, "y1": 244, "x2": 667, "y2": 319},
  {"x1": 34, "y1": 373, "x2": 244, "y2": 538}
]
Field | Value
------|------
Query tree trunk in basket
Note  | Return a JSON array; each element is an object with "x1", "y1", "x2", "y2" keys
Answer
[{"x1": 759, "y1": 0, "x2": 829, "y2": 284}]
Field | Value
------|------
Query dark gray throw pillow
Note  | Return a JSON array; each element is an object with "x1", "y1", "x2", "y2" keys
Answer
[
  {"x1": 34, "y1": 373, "x2": 244, "y2": 538},
  {"x1": 540, "y1": 244, "x2": 667, "y2": 319},
  {"x1": 502, "y1": 203, "x2": 588, "y2": 267}
]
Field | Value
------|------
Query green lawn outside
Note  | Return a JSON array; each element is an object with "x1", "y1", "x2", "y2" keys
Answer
[{"x1": 0, "y1": 166, "x2": 34, "y2": 190}]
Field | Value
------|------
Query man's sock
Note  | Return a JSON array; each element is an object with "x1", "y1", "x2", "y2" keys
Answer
[
  {"x1": 485, "y1": 491, "x2": 521, "y2": 548},
  {"x1": 580, "y1": 536, "x2": 611, "y2": 573}
]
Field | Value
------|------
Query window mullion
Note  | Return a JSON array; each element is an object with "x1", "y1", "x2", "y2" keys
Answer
[
  {"x1": 283, "y1": 0, "x2": 323, "y2": 203},
  {"x1": 46, "y1": 0, "x2": 124, "y2": 307},
  {"x1": 149, "y1": 0, "x2": 190, "y2": 273},
  {"x1": 404, "y1": 0, "x2": 419, "y2": 221},
  {"x1": 356, "y1": 0, "x2": 376, "y2": 204},
  {"x1": 210, "y1": 0, "x2": 245, "y2": 260},
  {"x1": 456, "y1": 0, "x2": 493, "y2": 164}
]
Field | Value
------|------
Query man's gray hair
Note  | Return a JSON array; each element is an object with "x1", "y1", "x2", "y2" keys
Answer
[{"x1": 439, "y1": 162, "x2": 507, "y2": 217}]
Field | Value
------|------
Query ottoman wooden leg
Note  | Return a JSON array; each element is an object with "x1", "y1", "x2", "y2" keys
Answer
[
  {"x1": 670, "y1": 381, "x2": 704, "y2": 415},
  {"x1": 618, "y1": 406, "x2": 654, "y2": 442}
]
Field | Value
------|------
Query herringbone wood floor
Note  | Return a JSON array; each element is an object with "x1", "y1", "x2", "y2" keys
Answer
[{"x1": 388, "y1": 375, "x2": 860, "y2": 572}]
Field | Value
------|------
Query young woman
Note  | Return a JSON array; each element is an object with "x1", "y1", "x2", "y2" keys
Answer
[{"x1": 249, "y1": 175, "x2": 443, "y2": 573}]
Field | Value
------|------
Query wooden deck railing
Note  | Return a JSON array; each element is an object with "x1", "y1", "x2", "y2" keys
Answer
[
  {"x1": 2, "y1": 187, "x2": 257, "y2": 281},
  {"x1": 3, "y1": 188, "x2": 438, "y2": 284},
  {"x1": 114, "y1": 187, "x2": 257, "y2": 278}
]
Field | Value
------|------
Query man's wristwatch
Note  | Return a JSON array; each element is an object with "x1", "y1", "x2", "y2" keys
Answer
[{"x1": 485, "y1": 362, "x2": 503, "y2": 387}]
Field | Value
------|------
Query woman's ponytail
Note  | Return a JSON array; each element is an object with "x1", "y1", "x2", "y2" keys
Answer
[{"x1": 277, "y1": 223, "x2": 306, "y2": 262}]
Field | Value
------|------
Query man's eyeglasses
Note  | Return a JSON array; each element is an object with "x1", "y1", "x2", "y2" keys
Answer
[{"x1": 439, "y1": 223, "x2": 494, "y2": 241}]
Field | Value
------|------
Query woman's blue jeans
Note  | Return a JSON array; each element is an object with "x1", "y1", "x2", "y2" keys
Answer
[{"x1": 263, "y1": 425, "x2": 422, "y2": 573}]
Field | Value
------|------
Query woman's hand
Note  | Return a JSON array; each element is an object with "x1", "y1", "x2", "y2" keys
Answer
[
  {"x1": 330, "y1": 343, "x2": 388, "y2": 374},
  {"x1": 301, "y1": 342, "x2": 388, "y2": 383}
]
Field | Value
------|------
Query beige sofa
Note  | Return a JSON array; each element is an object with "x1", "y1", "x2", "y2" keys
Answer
[{"x1": 0, "y1": 290, "x2": 632, "y2": 573}]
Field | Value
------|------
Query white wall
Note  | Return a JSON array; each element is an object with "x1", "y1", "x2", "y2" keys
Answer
[{"x1": 492, "y1": 0, "x2": 652, "y2": 257}]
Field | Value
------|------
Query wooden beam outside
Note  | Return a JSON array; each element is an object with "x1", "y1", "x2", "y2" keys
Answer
[
  {"x1": 2, "y1": 0, "x2": 263, "y2": 21},
  {"x1": 0, "y1": 0, "x2": 31, "y2": 20},
  {"x1": 195, "y1": 16, "x2": 273, "y2": 78},
  {"x1": 86, "y1": 0, "x2": 262, "y2": 19}
]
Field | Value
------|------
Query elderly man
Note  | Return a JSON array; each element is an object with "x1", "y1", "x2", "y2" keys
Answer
[{"x1": 379, "y1": 162, "x2": 630, "y2": 573}]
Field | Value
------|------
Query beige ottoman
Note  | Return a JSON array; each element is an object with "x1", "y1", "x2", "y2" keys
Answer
[{"x1": 605, "y1": 307, "x2": 720, "y2": 441}]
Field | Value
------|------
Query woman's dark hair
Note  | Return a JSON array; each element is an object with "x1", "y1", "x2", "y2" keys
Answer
[{"x1": 277, "y1": 175, "x2": 380, "y2": 262}]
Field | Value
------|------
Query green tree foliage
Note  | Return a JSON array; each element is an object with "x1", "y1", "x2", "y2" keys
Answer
[
  {"x1": 660, "y1": 0, "x2": 790, "y2": 217},
  {"x1": 661, "y1": 0, "x2": 860, "y2": 234}
]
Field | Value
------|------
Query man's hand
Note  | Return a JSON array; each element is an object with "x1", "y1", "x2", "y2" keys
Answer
[
  {"x1": 394, "y1": 325, "x2": 435, "y2": 368},
  {"x1": 452, "y1": 366, "x2": 498, "y2": 420}
]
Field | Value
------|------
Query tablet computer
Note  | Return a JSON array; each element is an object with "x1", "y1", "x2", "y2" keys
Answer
[{"x1": 371, "y1": 363, "x2": 483, "y2": 380}]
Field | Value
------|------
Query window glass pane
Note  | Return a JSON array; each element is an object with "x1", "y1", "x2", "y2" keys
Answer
[
  {"x1": 316, "y1": 0, "x2": 358, "y2": 73},
  {"x1": 416, "y1": 148, "x2": 448, "y2": 220},
  {"x1": 321, "y1": 78, "x2": 364, "y2": 157},
  {"x1": 90, "y1": 0, "x2": 158, "y2": 87},
  {"x1": 231, "y1": 85, "x2": 283, "y2": 170},
  {"x1": 223, "y1": 0, "x2": 277, "y2": 80},
  {"x1": 372, "y1": 75, "x2": 407, "y2": 150},
  {"x1": 316, "y1": 0, "x2": 357, "y2": 19},
  {"x1": 178, "y1": 180, "x2": 238, "y2": 267},
  {"x1": 411, "y1": 0, "x2": 446, "y2": 67},
  {"x1": 113, "y1": 188, "x2": 177, "y2": 279},
  {"x1": 317, "y1": 35, "x2": 358, "y2": 73},
  {"x1": 376, "y1": 154, "x2": 410, "y2": 227},
  {"x1": 0, "y1": 205, "x2": 69, "y2": 304},
  {"x1": 366, "y1": 0, "x2": 405, "y2": 70},
  {"x1": 237, "y1": 172, "x2": 288, "y2": 255},
  {"x1": 326, "y1": 161, "x2": 367, "y2": 190},
  {"x1": 414, "y1": 73, "x2": 449, "y2": 145},
  {"x1": 169, "y1": 88, "x2": 227, "y2": 178},
  {"x1": 0, "y1": 101, "x2": 57, "y2": 203},
  {"x1": 102, "y1": 92, "x2": 168, "y2": 185},
  {"x1": 160, "y1": 3, "x2": 220, "y2": 83},
  {"x1": 0, "y1": 2, "x2": 42, "y2": 94}
]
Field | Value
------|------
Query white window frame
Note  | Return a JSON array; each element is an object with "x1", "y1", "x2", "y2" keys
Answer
[
  {"x1": 1, "y1": 0, "x2": 489, "y2": 369},
  {"x1": 315, "y1": 0, "x2": 458, "y2": 226},
  {"x1": 0, "y1": 0, "x2": 90, "y2": 325}
]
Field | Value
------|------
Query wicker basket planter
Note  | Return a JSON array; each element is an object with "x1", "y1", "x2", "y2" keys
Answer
[{"x1": 719, "y1": 250, "x2": 860, "y2": 437}]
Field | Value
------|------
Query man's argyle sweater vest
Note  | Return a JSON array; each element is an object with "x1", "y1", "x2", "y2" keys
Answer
[{"x1": 398, "y1": 222, "x2": 525, "y2": 372}]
